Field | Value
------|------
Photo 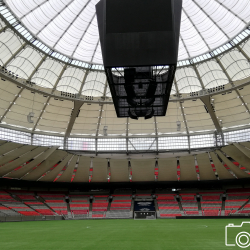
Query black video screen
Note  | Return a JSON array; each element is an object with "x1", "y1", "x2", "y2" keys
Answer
[{"x1": 106, "y1": 0, "x2": 173, "y2": 33}]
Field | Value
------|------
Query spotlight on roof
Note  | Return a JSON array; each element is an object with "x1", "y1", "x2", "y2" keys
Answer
[
  {"x1": 176, "y1": 121, "x2": 181, "y2": 131},
  {"x1": 27, "y1": 112, "x2": 34, "y2": 123},
  {"x1": 103, "y1": 126, "x2": 108, "y2": 136},
  {"x1": 96, "y1": 0, "x2": 182, "y2": 120}
]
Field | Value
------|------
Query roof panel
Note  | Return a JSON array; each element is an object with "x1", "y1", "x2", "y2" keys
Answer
[{"x1": 5, "y1": 0, "x2": 250, "y2": 64}]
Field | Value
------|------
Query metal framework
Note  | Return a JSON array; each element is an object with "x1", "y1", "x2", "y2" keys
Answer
[
  {"x1": 0, "y1": 3, "x2": 250, "y2": 156},
  {"x1": 1, "y1": 2, "x2": 250, "y2": 69}
]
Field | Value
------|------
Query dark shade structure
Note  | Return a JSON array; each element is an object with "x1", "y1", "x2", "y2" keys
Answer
[{"x1": 96, "y1": 0, "x2": 182, "y2": 119}]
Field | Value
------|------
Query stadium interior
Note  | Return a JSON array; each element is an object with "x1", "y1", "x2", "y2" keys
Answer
[{"x1": 1, "y1": 0, "x2": 250, "y2": 249}]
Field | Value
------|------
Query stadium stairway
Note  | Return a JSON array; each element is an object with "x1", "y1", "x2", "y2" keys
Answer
[
  {"x1": 154, "y1": 198, "x2": 160, "y2": 218},
  {"x1": 34, "y1": 195, "x2": 56, "y2": 216},
  {"x1": 221, "y1": 199, "x2": 225, "y2": 216},
  {"x1": 107, "y1": 199, "x2": 111, "y2": 212},
  {"x1": 197, "y1": 197, "x2": 202, "y2": 216},
  {"x1": 130, "y1": 198, "x2": 134, "y2": 218},
  {"x1": 36, "y1": 195, "x2": 56, "y2": 215},
  {"x1": 66, "y1": 201, "x2": 72, "y2": 219},
  {"x1": 177, "y1": 200, "x2": 185, "y2": 216},
  {"x1": 89, "y1": 202, "x2": 92, "y2": 218}
]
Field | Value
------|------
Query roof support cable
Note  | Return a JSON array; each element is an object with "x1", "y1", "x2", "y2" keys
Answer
[
  {"x1": 52, "y1": 0, "x2": 93, "y2": 49},
  {"x1": 18, "y1": 0, "x2": 48, "y2": 21},
  {"x1": 71, "y1": 13, "x2": 96, "y2": 58},
  {"x1": 182, "y1": 8, "x2": 211, "y2": 51},
  {"x1": 213, "y1": 0, "x2": 247, "y2": 26},
  {"x1": 90, "y1": 39, "x2": 100, "y2": 64},
  {"x1": 180, "y1": 34, "x2": 190, "y2": 58},
  {"x1": 192, "y1": 0, "x2": 230, "y2": 40},
  {"x1": 35, "y1": 0, "x2": 75, "y2": 37}
]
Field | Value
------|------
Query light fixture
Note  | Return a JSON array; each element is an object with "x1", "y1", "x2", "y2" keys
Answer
[
  {"x1": 103, "y1": 126, "x2": 108, "y2": 136},
  {"x1": 27, "y1": 112, "x2": 35, "y2": 123},
  {"x1": 176, "y1": 121, "x2": 181, "y2": 131}
]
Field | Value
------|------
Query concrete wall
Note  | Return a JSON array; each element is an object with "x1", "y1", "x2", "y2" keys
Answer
[{"x1": 0, "y1": 216, "x2": 63, "y2": 222}]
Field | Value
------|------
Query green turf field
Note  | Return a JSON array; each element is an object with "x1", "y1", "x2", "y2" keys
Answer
[{"x1": 0, "y1": 218, "x2": 250, "y2": 249}]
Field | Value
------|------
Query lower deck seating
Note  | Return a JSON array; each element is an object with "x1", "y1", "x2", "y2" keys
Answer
[
  {"x1": 0, "y1": 191, "x2": 40, "y2": 216},
  {"x1": 160, "y1": 213, "x2": 182, "y2": 217},
  {"x1": 0, "y1": 191, "x2": 20, "y2": 216},
  {"x1": 199, "y1": 192, "x2": 223, "y2": 201},
  {"x1": 156, "y1": 194, "x2": 175, "y2": 201},
  {"x1": 25, "y1": 201, "x2": 55, "y2": 215},
  {"x1": 202, "y1": 209, "x2": 220, "y2": 216},
  {"x1": 92, "y1": 214, "x2": 105, "y2": 218},
  {"x1": 18, "y1": 211, "x2": 40, "y2": 216},
  {"x1": 225, "y1": 200, "x2": 248, "y2": 211},
  {"x1": 107, "y1": 195, "x2": 132, "y2": 218},
  {"x1": 157, "y1": 201, "x2": 181, "y2": 218},
  {"x1": 0, "y1": 191, "x2": 57, "y2": 216},
  {"x1": 237, "y1": 203, "x2": 250, "y2": 215},
  {"x1": 7, "y1": 190, "x2": 37, "y2": 201},
  {"x1": 0, "y1": 189, "x2": 249, "y2": 219},
  {"x1": 227, "y1": 193, "x2": 250, "y2": 200},
  {"x1": 135, "y1": 194, "x2": 152, "y2": 199},
  {"x1": 224, "y1": 191, "x2": 250, "y2": 215},
  {"x1": 92, "y1": 195, "x2": 109, "y2": 218},
  {"x1": 180, "y1": 193, "x2": 196, "y2": 201},
  {"x1": 201, "y1": 201, "x2": 222, "y2": 216},
  {"x1": 225, "y1": 210, "x2": 237, "y2": 216},
  {"x1": 185, "y1": 211, "x2": 199, "y2": 215},
  {"x1": 69, "y1": 195, "x2": 89, "y2": 218},
  {"x1": 181, "y1": 201, "x2": 199, "y2": 216},
  {"x1": 39, "y1": 193, "x2": 68, "y2": 215},
  {"x1": 3, "y1": 202, "x2": 40, "y2": 216},
  {"x1": 0, "y1": 205, "x2": 20, "y2": 216}
]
